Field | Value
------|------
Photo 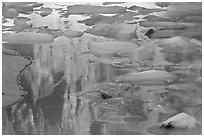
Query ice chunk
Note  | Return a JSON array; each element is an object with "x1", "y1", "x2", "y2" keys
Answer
[{"x1": 3, "y1": 32, "x2": 54, "y2": 44}]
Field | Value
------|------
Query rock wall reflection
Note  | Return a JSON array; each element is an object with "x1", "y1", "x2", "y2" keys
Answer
[{"x1": 3, "y1": 35, "x2": 103, "y2": 134}]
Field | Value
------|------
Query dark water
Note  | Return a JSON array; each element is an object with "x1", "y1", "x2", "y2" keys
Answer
[{"x1": 2, "y1": 2, "x2": 202, "y2": 135}]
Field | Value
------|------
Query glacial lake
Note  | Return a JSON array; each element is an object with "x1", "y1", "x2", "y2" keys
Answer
[{"x1": 2, "y1": 2, "x2": 202, "y2": 135}]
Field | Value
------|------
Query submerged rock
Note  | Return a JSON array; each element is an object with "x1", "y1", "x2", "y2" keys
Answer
[
  {"x1": 85, "y1": 23, "x2": 138, "y2": 40},
  {"x1": 147, "y1": 124, "x2": 202, "y2": 135},
  {"x1": 160, "y1": 113, "x2": 198, "y2": 129}
]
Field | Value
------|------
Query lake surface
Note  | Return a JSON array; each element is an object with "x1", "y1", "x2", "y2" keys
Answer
[{"x1": 2, "y1": 2, "x2": 202, "y2": 135}]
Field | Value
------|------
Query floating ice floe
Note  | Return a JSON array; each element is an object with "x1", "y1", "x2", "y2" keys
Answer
[
  {"x1": 14, "y1": 17, "x2": 31, "y2": 26},
  {"x1": 139, "y1": 21, "x2": 198, "y2": 28},
  {"x1": 157, "y1": 36, "x2": 201, "y2": 48},
  {"x1": 85, "y1": 23, "x2": 138, "y2": 40},
  {"x1": 86, "y1": 55, "x2": 132, "y2": 65},
  {"x1": 117, "y1": 70, "x2": 176, "y2": 83},
  {"x1": 143, "y1": 15, "x2": 173, "y2": 22},
  {"x1": 175, "y1": 60, "x2": 202, "y2": 70},
  {"x1": 165, "y1": 2, "x2": 202, "y2": 18},
  {"x1": 3, "y1": 24, "x2": 32, "y2": 31},
  {"x1": 194, "y1": 77, "x2": 202, "y2": 87},
  {"x1": 62, "y1": 29, "x2": 84, "y2": 38},
  {"x1": 2, "y1": 18, "x2": 7, "y2": 23},
  {"x1": 2, "y1": 7, "x2": 19, "y2": 19},
  {"x1": 3, "y1": 2, "x2": 43, "y2": 15},
  {"x1": 87, "y1": 41, "x2": 139, "y2": 53},
  {"x1": 3, "y1": 32, "x2": 55, "y2": 44},
  {"x1": 166, "y1": 83, "x2": 200, "y2": 91},
  {"x1": 155, "y1": 2, "x2": 171, "y2": 8},
  {"x1": 102, "y1": 2, "x2": 126, "y2": 5},
  {"x1": 151, "y1": 45, "x2": 175, "y2": 67},
  {"x1": 124, "y1": 43, "x2": 155, "y2": 62},
  {"x1": 128, "y1": 5, "x2": 165, "y2": 15},
  {"x1": 39, "y1": 7, "x2": 53, "y2": 17},
  {"x1": 2, "y1": 48, "x2": 18, "y2": 56},
  {"x1": 64, "y1": 5, "x2": 127, "y2": 15},
  {"x1": 78, "y1": 12, "x2": 139, "y2": 26},
  {"x1": 145, "y1": 26, "x2": 202, "y2": 40}
]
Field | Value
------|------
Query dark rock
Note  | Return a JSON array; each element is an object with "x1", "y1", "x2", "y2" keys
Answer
[{"x1": 145, "y1": 28, "x2": 155, "y2": 38}]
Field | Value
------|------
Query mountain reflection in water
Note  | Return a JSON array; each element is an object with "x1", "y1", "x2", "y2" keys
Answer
[{"x1": 2, "y1": 2, "x2": 202, "y2": 135}]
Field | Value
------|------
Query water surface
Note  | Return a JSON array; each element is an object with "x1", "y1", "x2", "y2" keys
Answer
[{"x1": 2, "y1": 2, "x2": 202, "y2": 135}]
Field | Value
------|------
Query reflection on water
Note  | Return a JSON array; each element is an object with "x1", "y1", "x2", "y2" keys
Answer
[
  {"x1": 3, "y1": 35, "x2": 202, "y2": 134},
  {"x1": 3, "y1": 35, "x2": 104, "y2": 134},
  {"x1": 2, "y1": 2, "x2": 202, "y2": 135}
]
